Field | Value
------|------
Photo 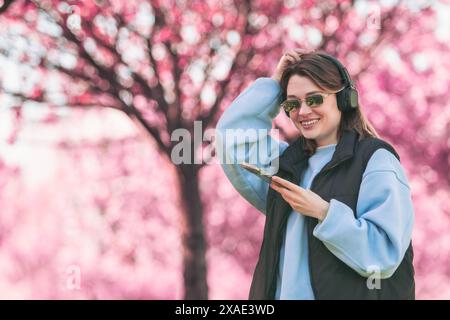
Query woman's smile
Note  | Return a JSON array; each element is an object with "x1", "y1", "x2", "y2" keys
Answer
[{"x1": 299, "y1": 118, "x2": 320, "y2": 130}]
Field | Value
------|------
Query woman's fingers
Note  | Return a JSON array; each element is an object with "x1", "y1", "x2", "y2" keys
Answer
[
  {"x1": 294, "y1": 48, "x2": 314, "y2": 55},
  {"x1": 283, "y1": 51, "x2": 301, "y2": 63},
  {"x1": 271, "y1": 176, "x2": 302, "y2": 191},
  {"x1": 270, "y1": 181, "x2": 299, "y2": 200},
  {"x1": 281, "y1": 191, "x2": 298, "y2": 205},
  {"x1": 283, "y1": 48, "x2": 315, "y2": 61},
  {"x1": 283, "y1": 54, "x2": 297, "y2": 64},
  {"x1": 270, "y1": 182, "x2": 289, "y2": 196},
  {"x1": 269, "y1": 182, "x2": 283, "y2": 193},
  {"x1": 287, "y1": 51, "x2": 301, "y2": 60},
  {"x1": 284, "y1": 54, "x2": 296, "y2": 62},
  {"x1": 271, "y1": 184, "x2": 301, "y2": 210}
]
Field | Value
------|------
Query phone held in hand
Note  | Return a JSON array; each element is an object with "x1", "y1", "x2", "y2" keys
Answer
[
  {"x1": 239, "y1": 162, "x2": 275, "y2": 184},
  {"x1": 239, "y1": 162, "x2": 285, "y2": 190}
]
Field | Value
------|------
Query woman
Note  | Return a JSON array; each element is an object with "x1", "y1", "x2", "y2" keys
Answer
[{"x1": 216, "y1": 49, "x2": 415, "y2": 300}]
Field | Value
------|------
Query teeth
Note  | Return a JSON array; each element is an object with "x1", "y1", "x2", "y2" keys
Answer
[{"x1": 301, "y1": 119, "x2": 319, "y2": 126}]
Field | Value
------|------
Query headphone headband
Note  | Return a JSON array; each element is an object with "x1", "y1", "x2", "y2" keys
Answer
[
  {"x1": 316, "y1": 52, "x2": 354, "y2": 90},
  {"x1": 316, "y1": 52, "x2": 359, "y2": 112}
]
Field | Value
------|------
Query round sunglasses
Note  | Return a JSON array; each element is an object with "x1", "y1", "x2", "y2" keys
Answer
[{"x1": 280, "y1": 91, "x2": 341, "y2": 113}]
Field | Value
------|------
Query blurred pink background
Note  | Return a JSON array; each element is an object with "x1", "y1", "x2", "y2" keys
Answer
[{"x1": 0, "y1": 0, "x2": 449, "y2": 299}]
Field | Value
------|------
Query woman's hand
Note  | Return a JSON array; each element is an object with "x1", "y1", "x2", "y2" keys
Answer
[
  {"x1": 271, "y1": 48, "x2": 315, "y2": 83},
  {"x1": 270, "y1": 176, "x2": 329, "y2": 221}
]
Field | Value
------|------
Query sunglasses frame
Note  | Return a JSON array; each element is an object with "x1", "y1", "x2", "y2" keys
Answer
[{"x1": 280, "y1": 89, "x2": 343, "y2": 114}]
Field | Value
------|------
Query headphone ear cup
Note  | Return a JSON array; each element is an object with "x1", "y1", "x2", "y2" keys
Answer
[
  {"x1": 349, "y1": 88, "x2": 359, "y2": 109},
  {"x1": 336, "y1": 89, "x2": 348, "y2": 112},
  {"x1": 337, "y1": 88, "x2": 359, "y2": 112}
]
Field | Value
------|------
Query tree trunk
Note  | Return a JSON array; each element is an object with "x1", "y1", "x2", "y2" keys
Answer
[{"x1": 177, "y1": 164, "x2": 208, "y2": 299}]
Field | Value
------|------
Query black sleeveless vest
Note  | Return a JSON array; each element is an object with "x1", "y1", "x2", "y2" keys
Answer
[{"x1": 249, "y1": 129, "x2": 415, "y2": 300}]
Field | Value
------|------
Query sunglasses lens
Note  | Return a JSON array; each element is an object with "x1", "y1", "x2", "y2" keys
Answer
[
  {"x1": 282, "y1": 99, "x2": 300, "y2": 113},
  {"x1": 306, "y1": 95, "x2": 324, "y2": 107}
]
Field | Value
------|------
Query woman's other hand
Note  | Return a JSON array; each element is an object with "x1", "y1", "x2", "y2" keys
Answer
[{"x1": 270, "y1": 175, "x2": 329, "y2": 221}]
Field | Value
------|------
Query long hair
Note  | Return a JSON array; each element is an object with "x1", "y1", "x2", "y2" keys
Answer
[{"x1": 279, "y1": 52, "x2": 379, "y2": 155}]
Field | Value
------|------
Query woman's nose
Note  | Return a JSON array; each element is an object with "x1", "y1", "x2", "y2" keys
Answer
[{"x1": 296, "y1": 103, "x2": 313, "y2": 117}]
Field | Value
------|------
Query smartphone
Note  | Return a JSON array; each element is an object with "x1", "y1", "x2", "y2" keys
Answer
[{"x1": 239, "y1": 162, "x2": 279, "y2": 185}]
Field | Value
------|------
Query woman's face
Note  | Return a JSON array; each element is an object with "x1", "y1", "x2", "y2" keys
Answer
[{"x1": 286, "y1": 75, "x2": 342, "y2": 147}]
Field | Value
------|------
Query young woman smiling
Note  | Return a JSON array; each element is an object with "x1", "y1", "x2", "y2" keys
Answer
[{"x1": 216, "y1": 49, "x2": 415, "y2": 300}]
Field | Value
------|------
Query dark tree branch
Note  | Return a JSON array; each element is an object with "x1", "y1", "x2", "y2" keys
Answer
[
  {"x1": 146, "y1": 3, "x2": 171, "y2": 118},
  {"x1": 0, "y1": 0, "x2": 15, "y2": 14},
  {"x1": 27, "y1": 2, "x2": 169, "y2": 155},
  {"x1": 200, "y1": 0, "x2": 256, "y2": 129},
  {"x1": 84, "y1": 17, "x2": 171, "y2": 129},
  {"x1": 5, "y1": 91, "x2": 121, "y2": 110},
  {"x1": 122, "y1": 105, "x2": 170, "y2": 155}
]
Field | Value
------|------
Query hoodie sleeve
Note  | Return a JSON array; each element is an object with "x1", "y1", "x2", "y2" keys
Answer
[
  {"x1": 313, "y1": 148, "x2": 415, "y2": 279},
  {"x1": 216, "y1": 77, "x2": 288, "y2": 214}
]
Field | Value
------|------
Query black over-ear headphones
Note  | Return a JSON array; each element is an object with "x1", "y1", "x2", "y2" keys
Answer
[{"x1": 283, "y1": 52, "x2": 359, "y2": 116}]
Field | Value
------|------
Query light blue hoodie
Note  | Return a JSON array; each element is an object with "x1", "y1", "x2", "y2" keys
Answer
[{"x1": 216, "y1": 77, "x2": 414, "y2": 300}]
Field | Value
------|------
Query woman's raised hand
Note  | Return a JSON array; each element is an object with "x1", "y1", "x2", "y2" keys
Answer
[{"x1": 271, "y1": 48, "x2": 315, "y2": 83}]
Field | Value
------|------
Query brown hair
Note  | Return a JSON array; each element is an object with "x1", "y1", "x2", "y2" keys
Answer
[{"x1": 279, "y1": 52, "x2": 379, "y2": 155}]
